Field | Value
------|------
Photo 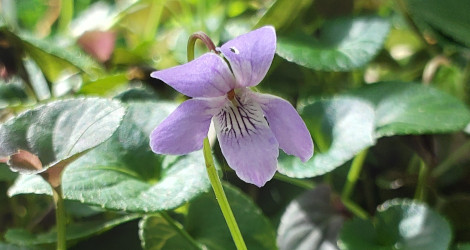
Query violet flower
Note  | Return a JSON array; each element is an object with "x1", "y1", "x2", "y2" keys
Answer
[{"x1": 150, "y1": 26, "x2": 313, "y2": 187}]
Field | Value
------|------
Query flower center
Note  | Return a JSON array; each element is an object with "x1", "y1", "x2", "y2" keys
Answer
[
  {"x1": 216, "y1": 93, "x2": 267, "y2": 140},
  {"x1": 227, "y1": 89, "x2": 236, "y2": 100}
]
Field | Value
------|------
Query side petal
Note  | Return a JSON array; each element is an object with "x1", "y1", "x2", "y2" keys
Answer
[
  {"x1": 151, "y1": 53, "x2": 236, "y2": 98},
  {"x1": 150, "y1": 97, "x2": 225, "y2": 155},
  {"x1": 254, "y1": 92, "x2": 314, "y2": 162},
  {"x1": 214, "y1": 94, "x2": 279, "y2": 187},
  {"x1": 219, "y1": 26, "x2": 276, "y2": 88}
]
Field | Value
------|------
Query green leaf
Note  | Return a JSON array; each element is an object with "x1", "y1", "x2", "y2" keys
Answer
[
  {"x1": 19, "y1": 32, "x2": 103, "y2": 82},
  {"x1": 139, "y1": 215, "x2": 199, "y2": 250},
  {"x1": 254, "y1": 0, "x2": 313, "y2": 30},
  {"x1": 140, "y1": 184, "x2": 277, "y2": 250},
  {"x1": 349, "y1": 81, "x2": 470, "y2": 136},
  {"x1": 0, "y1": 98, "x2": 125, "y2": 174},
  {"x1": 278, "y1": 97, "x2": 376, "y2": 177},
  {"x1": 0, "y1": 80, "x2": 28, "y2": 109},
  {"x1": 78, "y1": 73, "x2": 129, "y2": 96},
  {"x1": 0, "y1": 164, "x2": 17, "y2": 181},
  {"x1": 0, "y1": 242, "x2": 44, "y2": 250},
  {"x1": 338, "y1": 199, "x2": 452, "y2": 250},
  {"x1": 186, "y1": 184, "x2": 276, "y2": 250},
  {"x1": 405, "y1": 0, "x2": 470, "y2": 48},
  {"x1": 278, "y1": 81, "x2": 470, "y2": 178},
  {"x1": 277, "y1": 185, "x2": 344, "y2": 250},
  {"x1": 4, "y1": 214, "x2": 139, "y2": 246},
  {"x1": 8, "y1": 101, "x2": 211, "y2": 213},
  {"x1": 276, "y1": 16, "x2": 390, "y2": 71}
]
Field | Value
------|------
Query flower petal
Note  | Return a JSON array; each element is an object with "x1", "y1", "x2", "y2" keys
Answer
[
  {"x1": 254, "y1": 92, "x2": 314, "y2": 162},
  {"x1": 151, "y1": 53, "x2": 236, "y2": 98},
  {"x1": 219, "y1": 26, "x2": 276, "y2": 88},
  {"x1": 214, "y1": 92, "x2": 279, "y2": 187},
  {"x1": 150, "y1": 97, "x2": 225, "y2": 155}
]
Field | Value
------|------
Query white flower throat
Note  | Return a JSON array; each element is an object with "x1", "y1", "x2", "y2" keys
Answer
[{"x1": 215, "y1": 89, "x2": 268, "y2": 141}]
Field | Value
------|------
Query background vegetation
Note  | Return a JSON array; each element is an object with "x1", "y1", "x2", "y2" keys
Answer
[{"x1": 1, "y1": 0, "x2": 470, "y2": 249}]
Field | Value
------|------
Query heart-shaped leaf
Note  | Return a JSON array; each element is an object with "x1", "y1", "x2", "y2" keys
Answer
[
  {"x1": 278, "y1": 81, "x2": 470, "y2": 178},
  {"x1": 278, "y1": 97, "x2": 376, "y2": 177},
  {"x1": 9, "y1": 100, "x2": 211, "y2": 212},
  {"x1": 0, "y1": 98, "x2": 125, "y2": 175},
  {"x1": 338, "y1": 199, "x2": 452, "y2": 250},
  {"x1": 140, "y1": 184, "x2": 276, "y2": 250},
  {"x1": 276, "y1": 16, "x2": 390, "y2": 71},
  {"x1": 277, "y1": 185, "x2": 345, "y2": 250},
  {"x1": 348, "y1": 81, "x2": 470, "y2": 136}
]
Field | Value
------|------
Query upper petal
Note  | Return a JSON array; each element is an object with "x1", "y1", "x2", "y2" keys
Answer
[
  {"x1": 219, "y1": 26, "x2": 276, "y2": 88},
  {"x1": 150, "y1": 97, "x2": 225, "y2": 155},
  {"x1": 214, "y1": 92, "x2": 279, "y2": 187},
  {"x1": 254, "y1": 92, "x2": 313, "y2": 162},
  {"x1": 151, "y1": 53, "x2": 236, "y2": 98}
]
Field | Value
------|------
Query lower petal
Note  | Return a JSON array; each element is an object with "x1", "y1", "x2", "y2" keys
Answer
[
  {"x1": 254, "y1": 92, "x2": 314, "y2": 162},
  {"x1": 214, "y1": 94, "x2": 279, "y2": 187},
  {"x1": 150, "y1": 98, "x2": 224, "y2": 155}
]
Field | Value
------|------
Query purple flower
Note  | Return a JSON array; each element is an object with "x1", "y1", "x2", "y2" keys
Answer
[{"x1": 150, "y1": 26, "x2": 313, "y2": 187}]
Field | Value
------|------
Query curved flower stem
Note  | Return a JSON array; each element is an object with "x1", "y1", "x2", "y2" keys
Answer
[
  {"x1": 51, "y1": 185, "x2": 66, "y2": 250},
  {"x1": 341, "y1": 148, "x2": 369, "y2": 219},
  {"x1": 187, "y1": 32, "x2": 218, "y2": 61},
  {"x1": 203, "y1": 138, "x2": 247, "y2": 250}
]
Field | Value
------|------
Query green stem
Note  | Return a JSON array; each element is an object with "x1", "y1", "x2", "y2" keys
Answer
[
  {"x1": 342, "y1": 149, "x2": 368, "y2": 199},
  {"x1": 432, "y1": 139, "x2": 470, "y2": 177},
  {"x1": 52, "y1": 185, "x2": 66, "y2": 250},
  {"x1": 203, "y1": 138, "x2": 247, "y2": 250},
  {"x1": 58, "y1": 0, "x2": 73, "y2": 33},
  {"x1": 341, "y1": 149, "x2": 369, "y2": 219},
  {"x1": 187, "y1": 32, "x2": 217, "y2": 62},
  {"x1": 143, "y1": 0, "x2": 165, "y2": 42},
  {"x1": 273, "y1": 173, "x2": 315, "y2": 189},
  {"x1": 414, "y1": 158, "x2": 428, "y2": 202},
  {"x1": 342, "y1": 199, "x2": 368, "y2": 220},
  {"x1": 160, "y1": 212, "x2": 202, "y2": 250}
]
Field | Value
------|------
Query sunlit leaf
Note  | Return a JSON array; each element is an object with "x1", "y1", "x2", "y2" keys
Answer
[
  {"x1": 279, "y1": 81, "x2": 470, "y2": 178},
  {"x1": 276, "y1": 16, "x2": 390, "y2": 71},
  {"x1": 277, "y1": 185, "x2": 344, "y2": 250},
  {"x1": 278, "y1": 97, "x2": 376, "y2": 177},
  {"x1": 349, "y1": 81, "x2": 470, "y2": 136},
  {"x1": 0, "y1": 98, "x2": 125, "y2": 174},
  {"x1": 78, "y1": 73, "x2": 129, "y2": 96},
  {"x1": 338, "y1": 199, "x2": 452, "y2": 250},
  {"x1": 8, "y1": 100, "x2": 211, "y2": 213}
]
